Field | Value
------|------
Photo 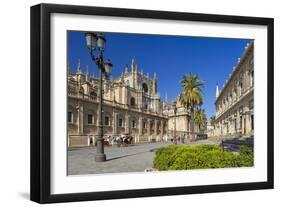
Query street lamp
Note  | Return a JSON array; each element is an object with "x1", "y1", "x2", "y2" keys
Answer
[
  {"x1": 85, "y1": 32, "x2": 113, "y2": 162},
  {"x1": 172, "y1": 102, "x2": 177, "y2": 144},
  {"x1": 104, "y1": 59, "x2": 113, "y2": 78}
]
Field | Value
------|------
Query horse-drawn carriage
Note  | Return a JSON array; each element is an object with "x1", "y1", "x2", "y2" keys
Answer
[{"x1": 111, "y1": 133, "x2": 134, "y2": 147}]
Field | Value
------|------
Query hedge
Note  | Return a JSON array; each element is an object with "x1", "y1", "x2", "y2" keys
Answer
[{"x1": 153, "y1": 144, "x2": 253, "y2": 171}]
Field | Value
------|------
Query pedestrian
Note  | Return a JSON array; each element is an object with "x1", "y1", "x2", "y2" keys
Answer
[{"x1": 181, "y1": 135, "x2": 184, "y2": 143}]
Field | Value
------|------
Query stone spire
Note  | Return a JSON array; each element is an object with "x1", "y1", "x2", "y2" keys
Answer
[
  {"x1": 162, "y1": 92, "x2": 168, "y2": 110},
  {"x1": 121, "y1": 72, "x2": 124, "y2": 83},
  {"x1": 131, "y1": 58, "x2": 135, "y2": 67},
  {"x1": 153, "y1": 72, "x2": 157, "y2": 80},
  {"x1": 164, "y1": 93, "x2": 168, "y2": 103},
  {"x1": 131, "y1": 58, "x2": 137, "y2": 72},
  {"x1": 152, "y1": 72, "x2": 158, "y2": 94},
  {"x1": 76, "y1": 59, "x2": 82, "y2": 74},
  {"x1": 85, "y1": 65, "x2": 89, "y2": 82},
  {"x1": 146, "y1": 72, "x2": 149, "y2": 79},
  {"x1": 124, "y1": 65, "x2": 128, "y2": 74},
  {"x1": 216, "y1": 82, "x2": 220, "y2": 99}
]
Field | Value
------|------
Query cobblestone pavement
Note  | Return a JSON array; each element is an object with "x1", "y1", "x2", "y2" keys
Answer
[{"x1": 67, "y1": 139, "x2": 217, "y2": 175}]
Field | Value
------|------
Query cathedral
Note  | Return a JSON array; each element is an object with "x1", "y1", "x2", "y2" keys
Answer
[
  {"x1": 67, "y1": 58, "x2": 204, "y2": 147},
  {"x1": 67, "y1": 59, "x2": 171, "y2": 146}
]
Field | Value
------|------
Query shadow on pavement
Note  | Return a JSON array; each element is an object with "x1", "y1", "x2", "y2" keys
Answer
[{"x1": 106, "y1": 150, "x2": 150, "y2": 161}]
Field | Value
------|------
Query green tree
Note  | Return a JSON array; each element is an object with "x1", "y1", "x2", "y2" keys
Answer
[
  {"x1": 194, "y1": 108, "x2": 207, "y2": 131},
  {"x1": 210, "y1": 115, "x2": 216, "y2": 127},
  {"x1": 179, "y1": 72, "x2": 204, "y2": 140},
  {"x1": 209, "y1": 115, "x2": 216, "y2": 136}
]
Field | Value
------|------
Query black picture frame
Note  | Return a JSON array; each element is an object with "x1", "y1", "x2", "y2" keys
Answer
[{"x1": 30, "y1": 3, "x2": 274, "y2": 204}]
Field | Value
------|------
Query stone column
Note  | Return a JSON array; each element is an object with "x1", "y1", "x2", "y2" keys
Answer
[
  {"x1": 76, "y1": 102, "x2": 84, "y2": 135},
  {"x1": 245, "y1": 113, "x2": 250, "y2": 135},
  {"x1": 229, "y1": 119, "x2": 233, "y2": 135},
  {"x1": 233, "y1": 117, "x2": 236, "y2": 134},
  {"x1": 154, "y1": 119, "x2": 158, "y2": 141},
  {"x1": 122, "y1": 86, "x2": 128, "y2": 105},
  {"x1": 112, "y1": 111, "x2": 118, "y2": 136},
  {"x1": 125, "y1": 114, "x2": 130, "y2": 134},
  {"x1": 242, "y1": 114, "x2": 246, "y2": 134},
  {"x1": 147, "y1": 118, "x2": 151, "y2": 142},
  {"x1": 137, "y1": 91, "x2": 143, "y2": 110},
  {"x1": 160, "y1": 120, "x2": 164, "y2": 141},
  {"x1": 245, "y1": 104, "x2": 251, "y2": 135},
  {"x1": 239, "y1": 112, "x2": 244, "y2": 135},
  {"x1": 138, "y1": 116, "x2": 143, "y2": 143}
]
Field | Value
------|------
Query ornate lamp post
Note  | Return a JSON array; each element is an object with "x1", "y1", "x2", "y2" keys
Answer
[
  {"x1": 172, "y1": 102, "x2": 177, "y2": 144},
  {"x1": 85, "y1": 32, "x2": 113, "y2": 162}
]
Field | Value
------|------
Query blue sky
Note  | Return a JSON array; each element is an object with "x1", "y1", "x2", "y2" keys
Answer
[{"x1": 67, "y1": 31, "x2": 251, "y2": 121}]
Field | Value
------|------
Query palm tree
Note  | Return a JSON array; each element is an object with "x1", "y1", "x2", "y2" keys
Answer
[
  {"x1": 193, "y1": 108, "x2": 207, "y2": 132},
  {"x1": 210, "y1": 115, "x2": 216, "y2": 137},
  {"x1": 210, "y1": 116, "x2": 216, "y2": 127},
  {"x1": 179, "y1": 72, "x2": 204, "y2": 140}
]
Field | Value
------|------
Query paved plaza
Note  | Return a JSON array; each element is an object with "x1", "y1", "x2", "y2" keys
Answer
[{"x1": 67, "y1": 139, "x2": 217, "y2": 175}]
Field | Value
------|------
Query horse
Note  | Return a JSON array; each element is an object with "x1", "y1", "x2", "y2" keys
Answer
[{"x1": 111, "y1": 134, "x2": 134, "y2": 147}]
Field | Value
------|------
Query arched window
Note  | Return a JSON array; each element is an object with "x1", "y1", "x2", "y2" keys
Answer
[
  {"x1": 90, "y1": 91, "x2": 97, "y2": 100},
  {"x1": 104, "y1": 116, "x2": 110, "y2": 126},
  {"x1": 143, "y1": 121, "x2": 147, "y2": 129},
  {"x1": 142, "y1": 83, "x2": 148, "y2": 93},
  {"x1": 250, "y1": 70, "x2": 254, "y2": 86},
  {"x1": 87, "y1": 114, "x2": 93, "y2": 124},
  {"x1": 68, "y1": 111, "x2": 73, "y2": 123},
  {"x1": 130, "y1": 97, "x2": 136, "y2": 106},
  {"x1": 118, "y1": 118, "x2": 123, "y2": 127},
  {"x1": 150, "y1": 121, "x2": 154, "y2": 129},
  {"x1": 132, "y1": 120, "x2": 137, "y2": 128},
  {"x1": 157, "y1": 122, "x2": 160, "y2": 130}
]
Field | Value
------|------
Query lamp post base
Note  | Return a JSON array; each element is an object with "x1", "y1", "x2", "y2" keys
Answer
[{"x1": 95, "y1": 153, "x2": 106, "y2": 162}]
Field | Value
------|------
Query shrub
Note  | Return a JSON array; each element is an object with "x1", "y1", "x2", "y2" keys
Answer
[
  {"x1": 153, "y1": 144, "x2": 254, "y2": 171},
  {"x1": 239, "y1": 145, "x2": 253, "y2": 156},
  {"x1": 237, "y1": 145, "x2": 254, "y2": 167}
]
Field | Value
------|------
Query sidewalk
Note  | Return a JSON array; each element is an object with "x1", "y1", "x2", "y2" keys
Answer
[
  {"x1": 67, "y1": 140, "x2": 217, "y2": 175},
  {"x1": 67, "y1": 142, "x2": 171, "y2": 175}
]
